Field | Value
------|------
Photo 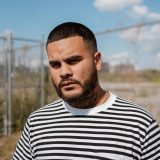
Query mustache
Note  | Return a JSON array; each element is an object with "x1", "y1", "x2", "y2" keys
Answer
[{"x1": 59, "y1": 78, "x2": 81, "y2": 88}]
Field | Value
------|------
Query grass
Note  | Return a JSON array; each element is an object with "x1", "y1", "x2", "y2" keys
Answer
[
  {"x1": 0, "y1": 132, "x2": 21, "y2": 160},
  {"x1": 0, "y1": 69, "x2": 160, "y2": 159}
]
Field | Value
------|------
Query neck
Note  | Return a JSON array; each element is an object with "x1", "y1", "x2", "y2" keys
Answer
[{"x1": 67, "y1": 84, "x2": 109, "y2": 109}]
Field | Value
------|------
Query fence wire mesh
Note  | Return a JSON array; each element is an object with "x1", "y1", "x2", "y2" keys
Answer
[{"x1": 0, "y1": 21, "x2": 160, "y2": 136}]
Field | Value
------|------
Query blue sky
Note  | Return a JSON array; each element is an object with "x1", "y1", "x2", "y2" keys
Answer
[{"x1": 1, "y1": 0, "x2": 160, "y2": 69}]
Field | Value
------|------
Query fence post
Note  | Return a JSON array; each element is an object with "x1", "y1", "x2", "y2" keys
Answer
[
  {"x1": 6, "y1": 32, "x2": 13, "y2": 135},
  {"x1": 40, "y1": 37, "x2": 45, "y2": 107},
  {"x1": 2, "y1": 36, "x2": 8, "y2": 136}
]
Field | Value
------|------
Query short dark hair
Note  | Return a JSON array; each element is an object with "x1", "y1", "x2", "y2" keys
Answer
[{"x1": 46, "y1": 22, "x2": 97, "y2": 53}]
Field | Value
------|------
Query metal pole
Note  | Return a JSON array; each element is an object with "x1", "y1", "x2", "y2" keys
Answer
[
  {"x1": 13, "y1": 37, "x2": 41, "y2": 43},
  {"x1": 3, "y1": 37, "x2": 8, "y2": 136},
  {"x1": 0, "y1": 36, "x2": 7, "y2": 136},
  {"x1": 6, "y1": 32, "x2": 12, "y2": 135},
  {"x1": 40, "y1": 37, "x2": 45, "y2": 107}
]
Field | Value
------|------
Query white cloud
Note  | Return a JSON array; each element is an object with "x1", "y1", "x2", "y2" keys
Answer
[
  {"x1": 148, "y1": 12, "x2": 160, "y2": 21},
  {"x1": 119, "y1": 27, "x2": 141, "y2": 43},
  {"x1": 151, "y1": 25, "x2": 160, "y2": 33},
  {"x1": 94, "y1": 0, "x2": 142, "y2": 11},
  {"x1": 130, "y1": 4, "x2": 160, "y2": 21},
  {"x1": 156, "y1": 52, "x2": 160, "y2": 62},
  {"x1": 94, "y1": 0, "x2": 160, "y2": 21},
  {"x1": 119, "y1": 24, "x2": 160, "y2": 54},
  {"x1": 131, "y1": 5, "x2": 148, "y2": 17},
  {"x1": 109, "y1": 52, "x2": 133, "y2": 66}
]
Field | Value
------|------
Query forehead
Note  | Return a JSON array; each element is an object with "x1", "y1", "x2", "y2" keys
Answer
[{"x1": 47, "y1": 36, "x2": 90, "y2": 59}]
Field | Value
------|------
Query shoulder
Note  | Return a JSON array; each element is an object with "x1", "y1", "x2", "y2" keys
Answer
[
  {"x1": 28, "y1": 99, "x2": 64, "y2": 120},
  {"x1": 114, "y1": 96, "x2": 152, "y2": 115},
  {"x1": 110, "y1": 96, "x2": 154, "y2": 126}
]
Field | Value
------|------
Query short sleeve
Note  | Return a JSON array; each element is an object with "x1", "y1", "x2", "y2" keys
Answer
[
  {"x1": 141, "y1": 119, "x2": 160, "y2": 160},
  {"x1": 12, "y1": 118, "x2": 33, "y2": 160}
]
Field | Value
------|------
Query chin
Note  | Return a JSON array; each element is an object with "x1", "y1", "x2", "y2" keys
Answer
[{"x1": 61, "y1": 90, "x2": 83, "y2": 102}]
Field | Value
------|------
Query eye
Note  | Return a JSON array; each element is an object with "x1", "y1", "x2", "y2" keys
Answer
[{"x1": 49, "y1": 61, "x2": 61, "y2": 69}]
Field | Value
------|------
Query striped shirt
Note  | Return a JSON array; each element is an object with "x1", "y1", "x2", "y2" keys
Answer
[{"x1": 12, "y1": 93, "x2": 160, "y2": 160}]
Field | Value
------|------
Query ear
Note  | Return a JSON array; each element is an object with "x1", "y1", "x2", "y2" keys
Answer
[{"x1": 94, "y1": 52, "x2": 102, "y2": 71}]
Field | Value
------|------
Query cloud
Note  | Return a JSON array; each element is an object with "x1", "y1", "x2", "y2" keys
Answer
[
  {"x1": 119, "y1": 24, "x2": 160, "y2": 55},
  {"x1": 130, "y1": 5, "x2": 160, "y2": 21},
  {"x1": 131, "y1": 5, "x2": 148, "y2": 17},
  {"x1": 94, "y1": 0, "x2": 160, "y2": 21},
  {"x1": 148, "y1": 12, "x2": 160, "y2": 21},
  {"x1": 156, "y1": 52, "x2": 160, "y2": 62},
  {"x1": 119, "y1": 27, "x2": 141, "y2": 43},
  {"x1": 94, "y1": 0, "x2": 142, "y2": 12},
  {"x1": 109, "y1": 52, "x2": 133, "y2": 66}
]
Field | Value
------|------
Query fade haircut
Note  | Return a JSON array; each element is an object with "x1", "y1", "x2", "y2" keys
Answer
[{"x1": 46, "y1": 22, "x2": 97, "y2": 54}]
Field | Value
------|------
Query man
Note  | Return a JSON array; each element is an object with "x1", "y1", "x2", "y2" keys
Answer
[{"x1": 12, "y1": 22, "x2": 160, "y2": 160}]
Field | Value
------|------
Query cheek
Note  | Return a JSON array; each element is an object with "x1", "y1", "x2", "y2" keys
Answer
[
  {"x1": 50, "y1": 69, "x2": 60, "y2": 85},
  {"x1": 74, "y1": 62, "x2": 94, "y2": 81}
]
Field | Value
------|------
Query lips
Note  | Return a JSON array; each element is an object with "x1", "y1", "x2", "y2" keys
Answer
[{"x1": 60, "y1": 81, "x2": 77, "y2": 88}]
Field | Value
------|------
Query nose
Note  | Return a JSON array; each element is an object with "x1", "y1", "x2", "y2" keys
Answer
[{"x1": 60, "y1": 63, "x2": 73, "y2": 79}]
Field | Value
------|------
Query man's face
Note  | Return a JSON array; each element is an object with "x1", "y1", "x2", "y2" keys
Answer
[{"x1": 47, "y1": 36, "x2": 101, "y2": 103}]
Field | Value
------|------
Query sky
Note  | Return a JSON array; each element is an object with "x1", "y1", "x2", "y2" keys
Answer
[{"x1": 0, "y1": 0, "x2": 160, "y2": 70}]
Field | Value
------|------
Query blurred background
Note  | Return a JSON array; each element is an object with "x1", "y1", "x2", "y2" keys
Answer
[{"x1": 0, "y1": 0, "x2": 160, "y2": 159}]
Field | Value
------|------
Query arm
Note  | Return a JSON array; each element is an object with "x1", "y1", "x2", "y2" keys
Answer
[
  {"x1": 12, "y1": 118, "x2": 33, "y2": 160},
  {"x1": 141, "y1": 119, "x2": 160, "y2": 160}
]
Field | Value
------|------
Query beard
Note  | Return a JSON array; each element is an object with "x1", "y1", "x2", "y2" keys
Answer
[{"x1": 52, "y1": 65, "x2": 98, "y2": 108}]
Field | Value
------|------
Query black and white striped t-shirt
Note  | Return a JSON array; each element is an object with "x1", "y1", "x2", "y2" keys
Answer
[{"x1": 12, "y1": 93, "x2": 160, "y2": 160}]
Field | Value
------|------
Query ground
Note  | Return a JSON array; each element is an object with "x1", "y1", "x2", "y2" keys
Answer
[{"x1": 0, "y1": 131, "x2": 21, "y2": 160}]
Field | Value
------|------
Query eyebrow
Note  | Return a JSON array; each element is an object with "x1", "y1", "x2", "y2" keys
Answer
[
  {"x1": 49, "y1": 55, "x2": 83, "y2": 65},
  {"x1": 65, "y1": 55, "x2": 83, "y2": 62},
  {"x1": 49, "y1": 60, "x2": 59, "y2": 65}
]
